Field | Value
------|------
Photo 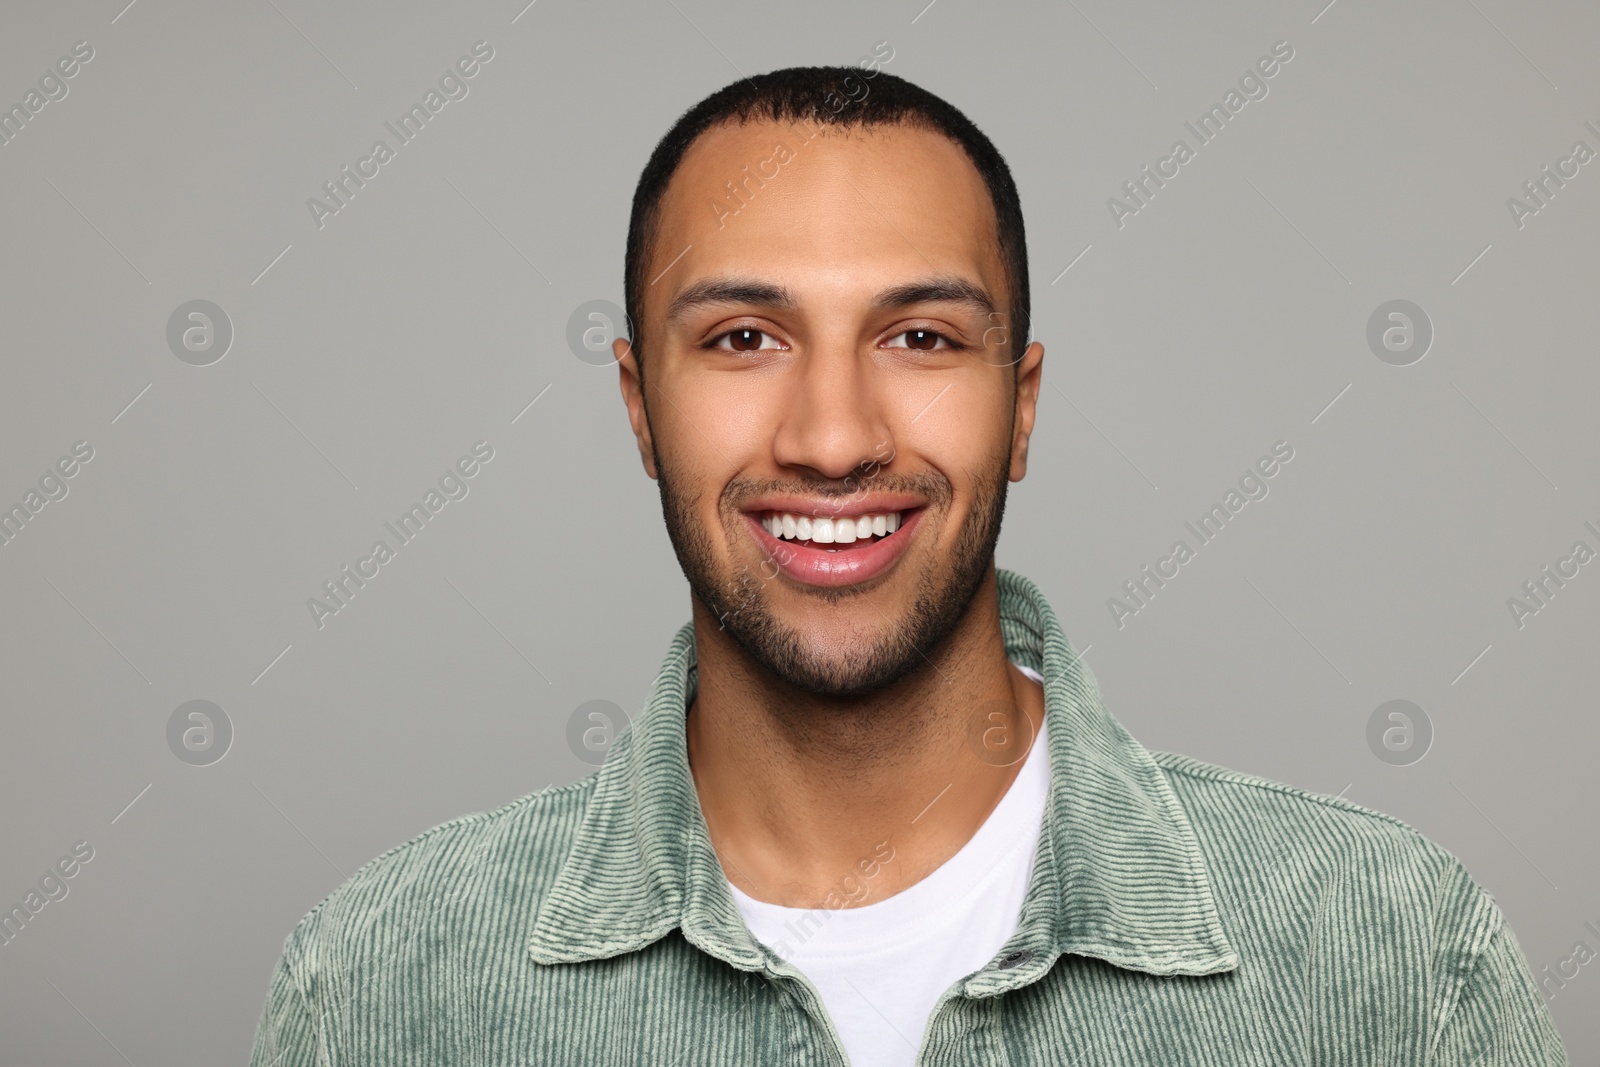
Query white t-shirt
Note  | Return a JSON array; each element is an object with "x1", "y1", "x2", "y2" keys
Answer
[{"x1": 729, "y1": 663, "x2": 1050, "y2": 1067}]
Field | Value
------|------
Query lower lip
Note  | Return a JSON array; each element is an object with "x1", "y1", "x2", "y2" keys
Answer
[{"x1": 745, "y1": 509, "x2": 924, "y2": 588}]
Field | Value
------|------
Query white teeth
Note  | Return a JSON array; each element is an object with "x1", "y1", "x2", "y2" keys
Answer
[{"x1": 762, "y1": 510, "x2": 906, "y2": 543}]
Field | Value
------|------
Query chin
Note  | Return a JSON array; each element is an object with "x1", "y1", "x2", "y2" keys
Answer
[{"x1": 722, "y1": 605, "x2": 935, "y2": 699}]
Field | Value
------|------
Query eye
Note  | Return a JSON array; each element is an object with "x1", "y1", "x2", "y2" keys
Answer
[
  {"x1": 709, "y1": 327, "x2": 786, "y2": 353},
  {"x1": 883, "y1": 329, "x2": 958, "y2": 351}
]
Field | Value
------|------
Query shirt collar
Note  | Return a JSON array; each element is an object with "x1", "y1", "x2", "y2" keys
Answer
[{"x1": 528, "y1": 568, "x2": 1239, "y2": 984}]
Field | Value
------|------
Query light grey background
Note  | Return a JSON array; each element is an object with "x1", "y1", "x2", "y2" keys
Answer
[{"x1": 2, "y1": 0, "x2": 1596, "y2": 1061}]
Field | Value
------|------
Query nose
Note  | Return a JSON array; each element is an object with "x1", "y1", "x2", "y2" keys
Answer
[{"x1": 769, "y1": 341, "x2": 893, "y2": 483}]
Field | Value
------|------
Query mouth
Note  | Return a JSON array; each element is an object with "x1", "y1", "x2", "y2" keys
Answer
[
  {"x1": 743, "y1": 505, "x2": 925, "y2": 588},
  {"x1": 759, "y1": 508, "x2": 907, "y2": 547}
]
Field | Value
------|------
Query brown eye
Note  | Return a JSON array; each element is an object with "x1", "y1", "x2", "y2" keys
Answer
[
  {"x1": 885, "y1": 329, "x2": 949, "y2": 351},
  {"x1": 712, "y1": 328, "x2": 779, "y2": 352}
]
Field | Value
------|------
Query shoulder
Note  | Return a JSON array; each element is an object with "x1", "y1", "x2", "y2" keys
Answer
[
  {"x1": 277, "y1": 775, "x2": 597, "y2": 966},
  {"x1": 1152, "y1": 749, "x2": 1437, "y2": 851},
  {"x1": 1152, "y1": 751, "x2": 1505, "y2": 964},
  {"x1": 1151, "y1": 753, "x2": 1567, "y2": 1059}
]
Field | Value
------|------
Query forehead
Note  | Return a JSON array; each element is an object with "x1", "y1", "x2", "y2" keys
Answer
[{"x1": 647, "y1": 118, "x2": 1004, "y2": 312}]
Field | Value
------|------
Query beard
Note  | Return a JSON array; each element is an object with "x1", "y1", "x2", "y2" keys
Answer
[{"x1": 653, "y1": 444, "x2": 1011, "y2": 700}]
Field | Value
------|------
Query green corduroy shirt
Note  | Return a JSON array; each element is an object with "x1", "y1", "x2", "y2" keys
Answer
[{"x1": 251, "y1": 569, "x2": 1569, "y2": 1065}]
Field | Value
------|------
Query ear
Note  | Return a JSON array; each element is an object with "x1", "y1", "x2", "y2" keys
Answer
[
  {"x1": 1009, "y1": 340, "x2": 1044, "y2": 482},
  {"x1": 615, "y1": 337, "x2": 658, "y2": 479}
]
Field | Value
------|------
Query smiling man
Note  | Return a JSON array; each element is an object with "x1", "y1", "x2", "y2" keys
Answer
[{"x1": 251, "y1": 68, "x2": 1568, "y2": 1066}]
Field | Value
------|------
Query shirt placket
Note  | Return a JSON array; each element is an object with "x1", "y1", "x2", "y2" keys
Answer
[
  {"x1": 921, "y1": 943, "x2": 1063, "y2": 1066},
  {"x1": 754, "y1": 941, "x2": 1057, "y2": 1067},
  {"x1": 752, "y1": 951, "x2": 854, "y2": 1067}
]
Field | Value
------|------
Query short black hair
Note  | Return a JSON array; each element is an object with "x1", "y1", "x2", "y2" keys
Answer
[{"x1": 623, "y1": 66, "x2": 1030, "y2": 374}]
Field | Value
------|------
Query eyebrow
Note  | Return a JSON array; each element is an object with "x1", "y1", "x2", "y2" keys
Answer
[
  {"x1": 663, "y1": 275, "x2": 998, "y2": 327},
  {"x1": 665, "y1": 279, "x2": 796, "y2": 326},
  {"x1": 871, "y1": 277, "x2": 996, "y2": 317}
]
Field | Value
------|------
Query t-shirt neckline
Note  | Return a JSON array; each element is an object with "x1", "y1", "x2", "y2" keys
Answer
[{"x1": 728, "y1": 662, "x2": 1050, "y2": 959}]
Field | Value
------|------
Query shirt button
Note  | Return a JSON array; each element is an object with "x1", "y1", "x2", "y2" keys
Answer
[{"x1": 998, "y1": 949, "x2": 1031, "y2": 969}]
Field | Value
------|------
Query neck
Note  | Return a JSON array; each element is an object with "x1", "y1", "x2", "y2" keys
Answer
[{"x1": 684, "y1": 566, "x2": 1046, "y2": 910}]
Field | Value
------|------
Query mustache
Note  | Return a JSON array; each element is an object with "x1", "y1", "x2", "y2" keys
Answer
[{"x1": 723, "y1": 471, "x2": 952, "y2": 515}]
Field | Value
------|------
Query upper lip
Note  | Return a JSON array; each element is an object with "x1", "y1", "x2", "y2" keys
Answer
[{"x1": 739, "y1": 492, "x2": 926, "y2": 521}]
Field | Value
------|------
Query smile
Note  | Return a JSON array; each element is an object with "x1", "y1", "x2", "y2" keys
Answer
[
  {"x1": 759, "y1": 510, "x2": 902, "y2": 545},
  {"x1": 744, "y1": 506, "x2": 924, "y2": 588}
]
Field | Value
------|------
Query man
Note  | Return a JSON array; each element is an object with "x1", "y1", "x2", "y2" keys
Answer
[{"x1": 251, "y1": 67, "x2": 1568, "y2": 1065}]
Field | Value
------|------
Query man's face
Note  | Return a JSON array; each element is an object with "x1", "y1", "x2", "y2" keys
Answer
[{"x1": 618, "y1": 118, "x2": 1043, "y2": 699}]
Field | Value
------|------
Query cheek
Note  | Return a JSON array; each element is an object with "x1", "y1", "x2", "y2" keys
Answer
[
  {"x1": 898, "y1": 377, "x2": 1011, "y2": 472},
  {"x1": 672, "y1": 374, "x2": 777, "y2": 451},
  {"x1": 656, "y1": 371, "x2": 779, "y2": 497}
]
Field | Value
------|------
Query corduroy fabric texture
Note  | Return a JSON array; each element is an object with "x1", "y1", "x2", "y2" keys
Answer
[{"x1": 251, "y1": 568, "x2": 1568, "y2": 1065}]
